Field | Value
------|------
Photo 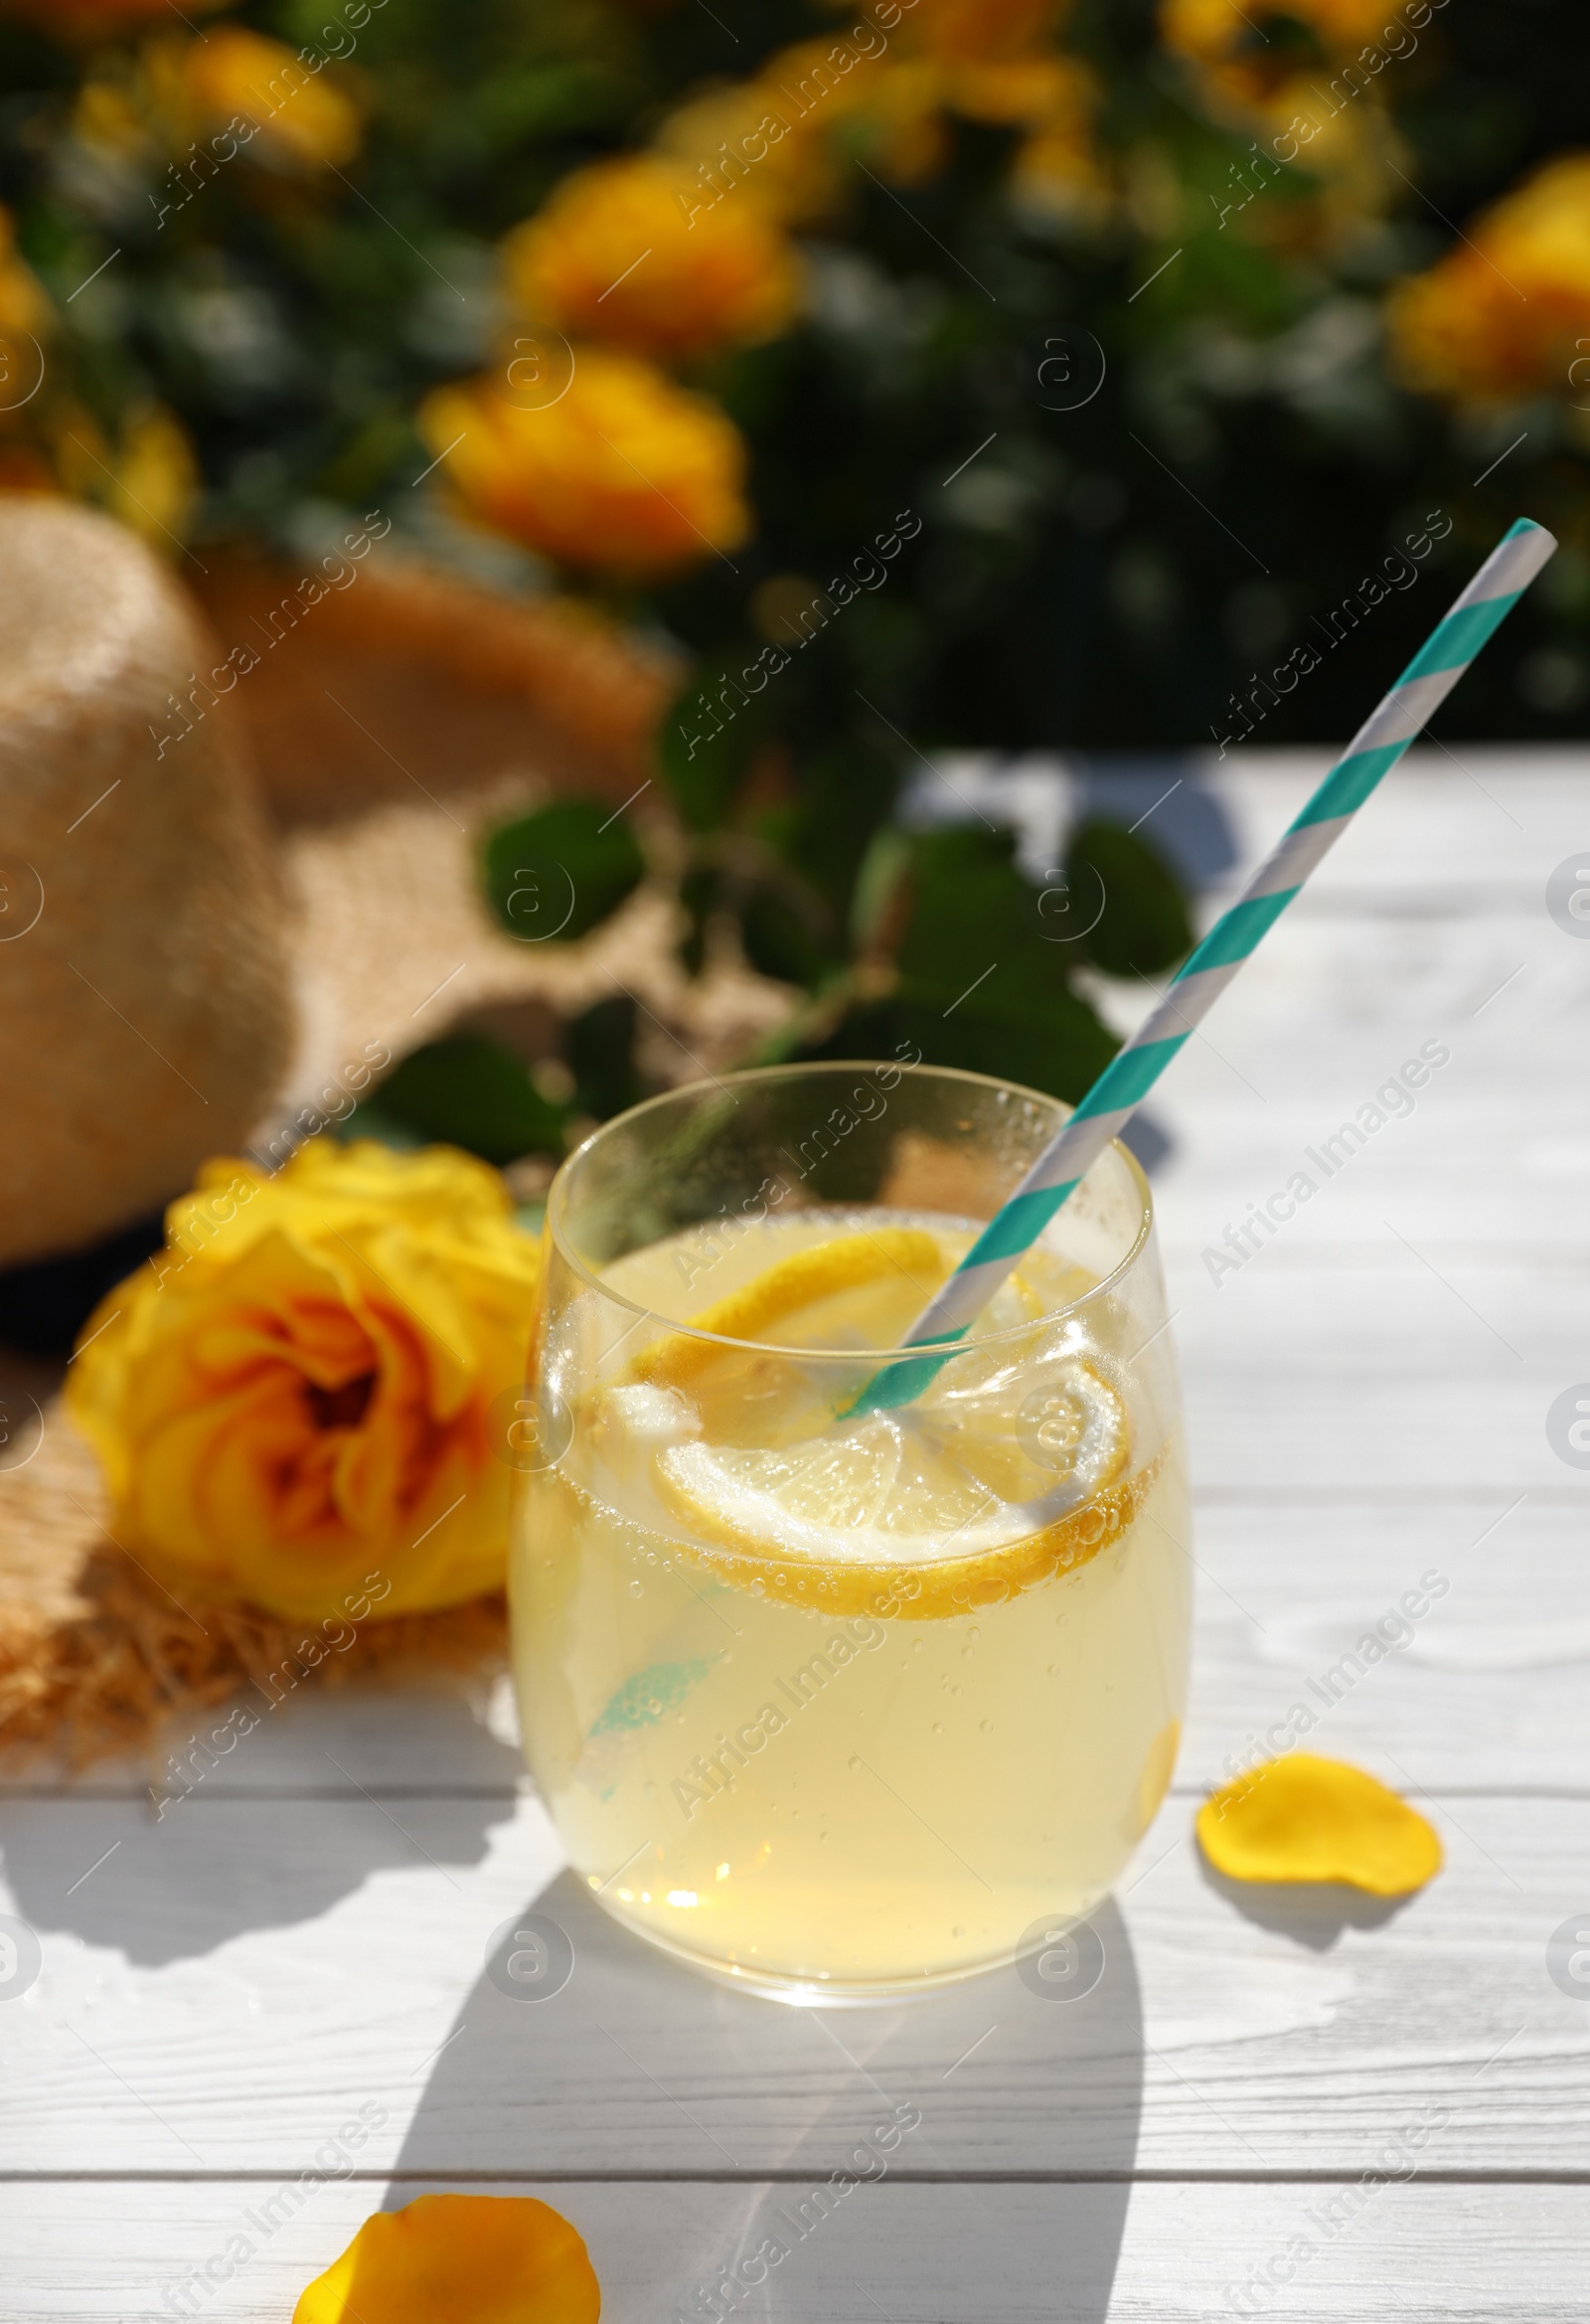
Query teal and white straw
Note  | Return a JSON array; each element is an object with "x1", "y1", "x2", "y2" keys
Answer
[{"x1": 864, "y1": 516, "x2": 1557, "y2": 1413}]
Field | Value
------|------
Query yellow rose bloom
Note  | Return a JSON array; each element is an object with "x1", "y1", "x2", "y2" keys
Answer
[
  {"x1": 419, "y1": 348, "x2": 750, "y2": 577},
  {"x1": 184, "y1": 26, "x2": 363, "y2": 171},
  {"x1": 697, "y1": 43, "x2": 950, "y2": 195},
  {"x1": 843, "y1": 56, "x2": 953, "y2": 186},
  {"x1": 1160, "y1": 0, "x2": 1396, "y2": 108},
  {"x1": 909, "y1": 0, "x2": 1068, "y2": 64},
  {"x1": 1014, "y1": 102, "x2": 1111, "y2": 229},
  {"x1": 72, "y1": 77, "x2": 156, "y2": 166},
  {"x1": 660, "y1": 33, "x2": 1103, "y2": 221},
  {"x1": 0, "y1": 204, "x2": 53, "y2": 344},
  {"x1": 67, "y1": 1141, "x2": 542, "y2": 1623},
  {"x1": 953, "y1": 55, "x2": 1084, "y2": 127},
  {"x1": 504, "y1": 154, "x2": 802, "y2": 363},
  {"x1": 657, "y1": 79, "x2": 840, "y2": 225},
  {"x1": 105, "y1": 403, "x2": 198, "y2": 547},
  {"x1": 1388, "y1": 153, "x2": 1590, "y2": 404}
]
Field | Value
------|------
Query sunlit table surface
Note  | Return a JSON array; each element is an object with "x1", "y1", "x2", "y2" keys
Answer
[{"x1": 4, "y1": 747, "x2": 1589, "y2": 2322}]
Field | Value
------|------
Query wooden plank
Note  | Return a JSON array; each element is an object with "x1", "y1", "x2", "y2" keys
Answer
[
  {"x1": 932, "y1": 749, "x2": 1590, "y2": 906},
  {"x1": 5, "y1": 1483, "x2": 1586, "y2": 1802},
  {"x1": 3, "y1": 2178, "x2": 1587, "y2": 2323},
  {"x1": 1, "y1": 748, "x2": 1582, "y2": 2285},
  {"x1": 2, "y1": 1789, "x2": 1587, "y2": 2176},
  {"x1": 1167, "y1": 1248, "x2": 1589, "y2": 1495},
  {"x1": 1142, "y1": 912, "x2": 1590, "y2": 1169},
  {"x1": 1180, "y1": 1496, "x2": 1590, "y2": 1792},
  {"x1": 1149, "y1": 748, "x2": 1590, "y2": 907},
  {"x1": 1115, "y1": 908, "x2": 1589, "y2": 1239}
]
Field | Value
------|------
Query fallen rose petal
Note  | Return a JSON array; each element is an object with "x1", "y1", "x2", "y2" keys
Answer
[
  {"x1": 1196, "y1": 1752, "x2": 1443, "y2": 1897},
  {"x1": 293, "y1": 2192, "x2": 600, "y2": 2324}
]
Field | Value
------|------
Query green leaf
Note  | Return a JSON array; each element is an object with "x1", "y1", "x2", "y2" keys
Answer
[
  {"x1": 739, "y1": 873, "x2": 838, "y2": 990},
  {"x1": 563, "y1": 996, "x2": 646, "y2": 1121},
  {"x1": 808, "y1": 987, "x2": 1119, "y2": 1107},
  {"x1": 372, "y1": 1037, "x2": 567, "y2": 1166},
  {"x1": 881, "y1": 825, "x2": 1124, "y2": 1100},
  {"x1": 766, "y1": 738, "x2": 900, "y2": 922},
  {"x1": 892, "y1": 826, "x2": 1039, "y2": 1006},
  {"x1": 677, "y1": 856, "x2": 838, "y2": 990},
  {"x1": 1064, "y1": 818, "x2": 1193, "y2": 979},
  {"x1": 656, "y1": 675, "x2": 762, "y2": 832},
  {"x1": 482, "y1": 800, "x2": 644, "y2": 944},
  {"x1": 900, "y1": 982, "x2": 1120, "y2": 1105}
]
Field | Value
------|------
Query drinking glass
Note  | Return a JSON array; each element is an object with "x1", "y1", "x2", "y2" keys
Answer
[{"x1": 511, "y1": 1061, "x2": 1192, "y2": 2000}]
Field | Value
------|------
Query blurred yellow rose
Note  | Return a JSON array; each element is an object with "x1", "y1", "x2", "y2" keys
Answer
[
  {"x1": 841, "y1": 55, "x2": 952, "y2": 185},
  {"x1": 1160, "y1": 0, "x2": 1396, "y2": 107},
  {"x1": 1012, "y1": 61, "x2": 1110, "y2": 229},
  {"x1": 420, "y1": 347, "x2": 750, "y2": 577},
  {"x1": 657, "y1": 79, "x2": 840, "y2": 225},
  {"x1": 105, "y1": 403, "x2": 198, "y2": 544},
  {"x1": 72, "y1": 76, "x2": 155, "y2": 166},
  {"x1": 909, "y1": 0, "x2": 1068, "y2": 64},
  {"x1": 184, "y1": 25, "x2": 363, "y2": 171},
  {"x1": 1159, "y1": 0, "x2": 1401, "y2": 237},
  {"x1": 1388, "y1": 153, "x2": 1590, "y2": 404},
  {"x1": 658, "y1": 49, "x2": 945, "y2": 216},
  {"x1": 0, "y1": 206, "x2": 53, "y2": 344},
  {"x1": 504, "y1": 155, "x2": 801, "y2": 363},
  {"x1": 659, "y1": 23, "x2": 1103, "y2": 223},
  {"x1": 50, "y1": 398, "x2": 198, "y2": 548},
  {"x1": 751, "y1": 39, "x2": 948, "y2": 189},
  {"x1": 952, "y1": 54, "x2": 1083, "y2": 126},
  {"x1": 67, "y1": 1141, "x2": 542, "y2": 1623}
]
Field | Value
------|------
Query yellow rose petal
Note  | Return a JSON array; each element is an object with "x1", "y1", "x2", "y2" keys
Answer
[
  {"x1": 1197, "y1": 1753, "x2": 1442, "y2": 1897},
  {"x1": 293, "y1": 2193, "x2": 600, "y2": 2324}
]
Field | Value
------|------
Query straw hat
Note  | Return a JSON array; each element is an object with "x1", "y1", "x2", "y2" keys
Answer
[
  {"x1": 0, "y1": 522, "x2": 792, "y2": 1766},
  {"x1": 0, "y1": 497, "x2": 292, "y2": 1271}
]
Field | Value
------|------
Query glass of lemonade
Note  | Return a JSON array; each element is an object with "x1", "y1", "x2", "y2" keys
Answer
[{"x1": 511, "y1": 1061, "x2": 1192, "y2": 2001}]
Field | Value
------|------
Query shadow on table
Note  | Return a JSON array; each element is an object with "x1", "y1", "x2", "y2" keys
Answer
[
  {"x1": 1068, "y1": 754, "x2": 1243, "y2": 895},
  {"x1": 1197, "y1": 1855, "x2": 1412, "y2": 1950},
  {"x1": 0, "y1": 1684, "x2": 523, "y2": 1966},
  {"x1": 385, "y1": 1871, "x2": 1145, "y2": 2324}
]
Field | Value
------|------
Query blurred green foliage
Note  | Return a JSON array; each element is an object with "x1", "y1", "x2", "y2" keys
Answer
[
  {"x1": 483, "y1": 800, "x2": 646, "y2": 943},
  {"x1": 2, "y1": 0, "x2": 1585, "y2": 1164}
]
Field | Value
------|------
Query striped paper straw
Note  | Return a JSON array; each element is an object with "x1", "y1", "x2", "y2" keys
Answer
[{"x1": 862, "y1": 516, "x2": 1556, "y2": 1413}]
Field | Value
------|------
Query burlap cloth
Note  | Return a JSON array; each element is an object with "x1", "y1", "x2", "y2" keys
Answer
[{"x1": 0, "y1": 549, "x2": 791, "y2": 1770}]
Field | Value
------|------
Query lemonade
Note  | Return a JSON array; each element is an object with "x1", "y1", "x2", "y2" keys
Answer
[{"x1": 512, "y1": 1067, "x2": 1192, "y2": 1998}]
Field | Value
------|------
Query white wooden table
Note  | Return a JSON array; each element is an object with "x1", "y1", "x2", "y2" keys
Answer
[{"x1": 4, "y1": 748, "x2": 1589, "y2": 2321}]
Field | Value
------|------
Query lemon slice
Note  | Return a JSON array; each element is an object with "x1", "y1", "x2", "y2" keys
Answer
[
  {"x1": 934, "y1": 1354, "x2": 1135, "y2": 1506},
  {"x1": 660, "y1": 1419, "x2": 1011, "y2": 1564},
  {"x1": 630, "y1": 1228, "x2": 949, "y2": 1390},
  {"x1": 653, "y1": 1355, "x2": 1145, "y2": 1620},
  {"x1": 612, "y1": 1226, "x2": 1152, "y2": 1619}
]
